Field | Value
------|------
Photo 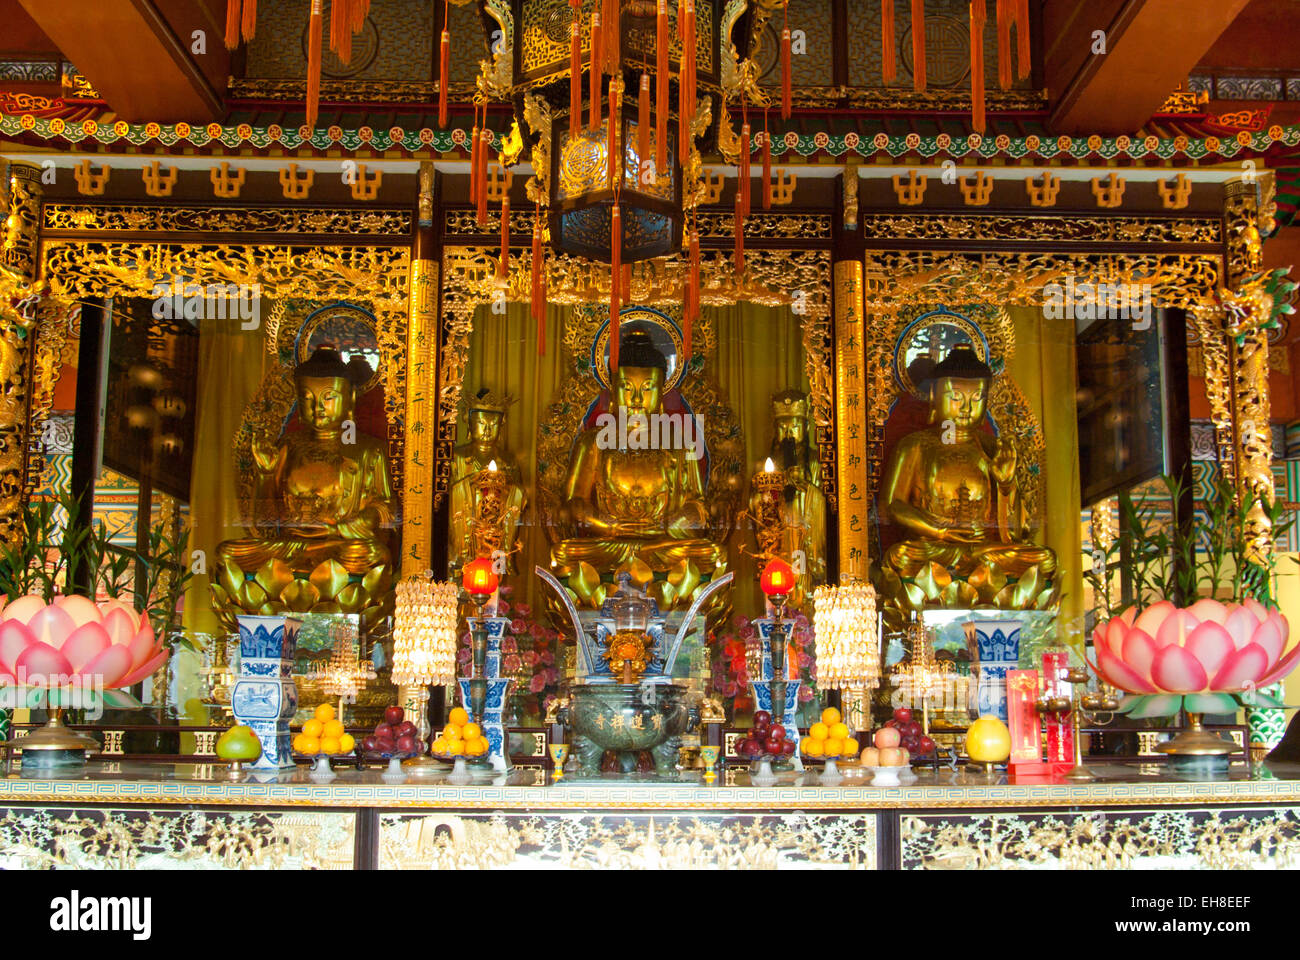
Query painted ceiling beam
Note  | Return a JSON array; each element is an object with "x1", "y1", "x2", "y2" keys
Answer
[
  {"x1": 16, "y1": 0, "x2": 227, "y2": 123},
  {"x1": 1046, "y1": 0, "x2": 1252, "y2": 134}
]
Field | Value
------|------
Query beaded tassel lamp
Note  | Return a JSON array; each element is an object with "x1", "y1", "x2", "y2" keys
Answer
[
  {"x1": 392, "y1": 575, "x2": 459, "y2": 765},
  {"x1": 812, "y1": 581, "x2": 881, "y2": 734}
]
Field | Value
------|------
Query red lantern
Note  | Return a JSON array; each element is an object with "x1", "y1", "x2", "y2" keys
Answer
[
  {"x1": 760, "y1": 557, "x2": 795, "y2": 598},
  {"x1": 462, "y1": 556, "x2": 499, "y2": 597}
]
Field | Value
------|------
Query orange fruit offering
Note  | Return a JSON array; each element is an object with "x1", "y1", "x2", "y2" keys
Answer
[
  {"x1": 320, "y1": 736, "x2": 341, "y2": 755},
  {"x1": 314, "y1": 703, "x2": 335, "y2": 723},
  {"x1": 801, "y1": 737, "x2": 825, "y2": 757},
  {"x1": 823, "y1": 737, "x2": 843, "y2": 758},
  {"x1": 462, "y1": 722, "x2": 482, "y2": 741},
  {"x1": 448, "y1": 740, "x2": 466, "y2": 756},
  {"x1": 843, "y1": 737, "x2": 859, "y2": 755},
  {"x1": 467, "y1": 737, "x2": 488, "y2": 756},
  {"x1": 298, "y1": 735, "x2": 321, "y2": 756},
  {"x1": 449, "y1": 707, "x2": 469, "y2": 726},
  {"x1": 829, "y1": 721, "x2": 849, "y2": 741},
  {"x1": 302, "y1": 718, "x2": 324, "y2": 738},
  {"x1": 808, "y1": 722, "x2": 829, "y2": 741},
  {"x1": 821, "y1": 707, "x2": 842, "y2": 726},
  {"x1": 338, "y1": 733, "x2": 355, "y2": 753},
  {"x1": 443, "y1": 724, "x2": 463, "y2": 741}
]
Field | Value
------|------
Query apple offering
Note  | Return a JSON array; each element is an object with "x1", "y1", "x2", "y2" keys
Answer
[
  {"x1": 360, "y1": 705, "x2": 423, "y2": 759},
  {"x1": 878, "y1": 707, "x2": 936, "y2": 759},
  {"x1": 736, "y1": 710, "x2": 798, "y2": 762}
]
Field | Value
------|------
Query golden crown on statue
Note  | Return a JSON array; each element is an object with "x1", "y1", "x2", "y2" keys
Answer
[{"x1": 771, "y1": 389, "x2": 809, "y2": 420}]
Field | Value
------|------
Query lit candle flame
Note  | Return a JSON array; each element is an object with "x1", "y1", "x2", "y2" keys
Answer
[{"x1": 763, "y1": 457, "x2": 775, "y2": 473}]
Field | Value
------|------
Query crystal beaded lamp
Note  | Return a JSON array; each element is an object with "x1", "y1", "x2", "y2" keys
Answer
[
  {"x1": 391, "y1": 576, "x2": 459, "y2": 688},
  {"x1": 812, "y1": 580, "x2": 881, "y2": 689}
]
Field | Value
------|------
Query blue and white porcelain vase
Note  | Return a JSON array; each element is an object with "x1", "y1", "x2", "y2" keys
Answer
[
  {"x1": 232, "y1": 614, "x2": 299, "y2": 771},
  {"x1": 749, "y1": 618, "x2": 803, "y2": 766},
  {"x1": 459, "y1": 615, "x2": 513, "y2": 773},
  {"x1": 970, "y1": 618, "x2": 1021, "y2": 724}
]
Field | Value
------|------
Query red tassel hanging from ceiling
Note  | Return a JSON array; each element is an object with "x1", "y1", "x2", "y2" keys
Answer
[
  {"x1": 610, "y1": 203, "x2": 622, "y2": 374},
  {"x1": 306, "y1": 0, "x2": 323, "y2": 130},
  {"x1": 678, "y1": 0, "x2": 696, "y2": 165},
  {"x1": 911, "y1": 0, "x2": 926, "y2": 91},
  {"x1": 532, "y1": 209, "x2": 545, "y2": 354},
  {"x1": 331, "y1": 0, "x2": 351, "y2": 65},
  {"x1": 622, "y1": 264, "x2": 632, "y2": 305},
  {"x1": 226, "y1": 0, "x2": 241, "y2": 49},
  {"x1": 569, "y1": 0, "x2": 582, "y2": 139},
  {"x1": 656, "y1": 0, "x2": 668, "y2": 170},
  {"x1": 352, "y1": 0, "x2": 369, "y2": 31},
  {"x1": 1015, "y1": 0, "x2": 1030, "y2": 79},
  {"x1": 604, "y1": 0, "x2": 618, "y2": 71},
  {"x1": 638, "y1": 73, "x2": 651, "y2": 178},
  {"x1": 242, "y1": 0, "x2": 257, "y2": 42},
  {"x1": 733, "y1": 192, "x2": 744, "y2": 275},
  {"x1": 477, "y1": 127, "x2": 491, "y2": 226},
  {"x1": 590, "y1": 10, "x2": 602, "y2": 132},
  {"x1": 438, "y1": 0, "x2": 451, "y2": 128},
  {"x1": 607, "y1": 77, "x2": 621, "y2": 188},
  {"x1": 970, "y1": 0, "x2": 986, "y2": 133},
  {"x1": 740, "y1": 118, "x2": 751, "y2": 218},
  {"x1": 996, "y1": 0, "x2": 1011, "y2": 90},
  {"x1": 781, "y1": 3, "x2": 792, "y2": 119},
  {"x1": 499, "y1": 196, "x2": 510, "y2": 279},
  {"x1": 882, "y1": 0, "x2": 896, "y2": 84},
  {"x1": 762, "y1": 114, "x2": 772, "y2": 209}
]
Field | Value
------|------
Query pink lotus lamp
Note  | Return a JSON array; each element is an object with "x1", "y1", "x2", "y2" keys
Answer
[
  {"x1": 0, "y1": 594, "x2": 168, "y2": 765},
  {"x1": 1090, "y1": 598, "x2": 1296, "y2": 757}
]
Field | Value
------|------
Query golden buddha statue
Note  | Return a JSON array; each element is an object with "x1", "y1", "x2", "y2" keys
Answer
[
  {"x1": 748, "y1": 390, "x2": 826, "y2": 603},
  {"x1": 551, "y1": 330, "x2": 726, "y2": 608},
  {"x1": 880, "y1": 344, "x2": 1056, "y2": 611},
  {"x1": 211, "y1": 345, "x2": 395, "y2": 631},
  {"x1": 449, "y1": 389, "x2": 526, "y2": 574}
]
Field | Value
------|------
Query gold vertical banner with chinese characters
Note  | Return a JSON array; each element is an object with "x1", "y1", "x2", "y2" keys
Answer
[
  {"x1": 834, "y1": 259, "x2": 868, "y2": 580},
  {"x1": 401, "y1": 258, "x2": 438, "y2": 575}
]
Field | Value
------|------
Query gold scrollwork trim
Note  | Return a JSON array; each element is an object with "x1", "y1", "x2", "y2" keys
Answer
[
  {"x1": 43, "y1": 204, "x2": 411, "y2": 237},
  {"x1": 39, "y1": 241, "x2": 412, "y2": 493},
  {"x1": 857, "y1": 214, "x2": 1221, "y2": 246}
]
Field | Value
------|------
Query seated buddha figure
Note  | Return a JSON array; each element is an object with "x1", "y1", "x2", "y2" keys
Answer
[
  {"x1": 551, "y1": 331, "x2": 726, "y2": 607},
  {"x1": 213, "y1": 346, "x2": 394, "y2": 624},
  {"x1": 881, "y1": 344, "x2": 1055, "y2": 592}
]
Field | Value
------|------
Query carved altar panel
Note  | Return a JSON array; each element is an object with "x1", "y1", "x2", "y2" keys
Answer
[
  {"x1": 0, "y1": 805, "x2": 356, "y2": 870},
  {"x1": 379, "y1": 808, "x2": 877, "y2": 869},
  {"x1": 902, "y1": 806, "x2": 1300, "y2": 870}
]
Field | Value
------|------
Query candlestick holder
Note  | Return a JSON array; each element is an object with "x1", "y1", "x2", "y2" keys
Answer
[{"x1": 1059, "y1": 667, "x2": 1119, "y2": 782}]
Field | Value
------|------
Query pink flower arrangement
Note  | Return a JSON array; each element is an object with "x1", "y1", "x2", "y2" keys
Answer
[
  {"x1": 0, "y1": 595, "x2": 167, "y2": 690},
  {"x1": 1091, "y1": 599, "x2": 1297, "y2": 716}
]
